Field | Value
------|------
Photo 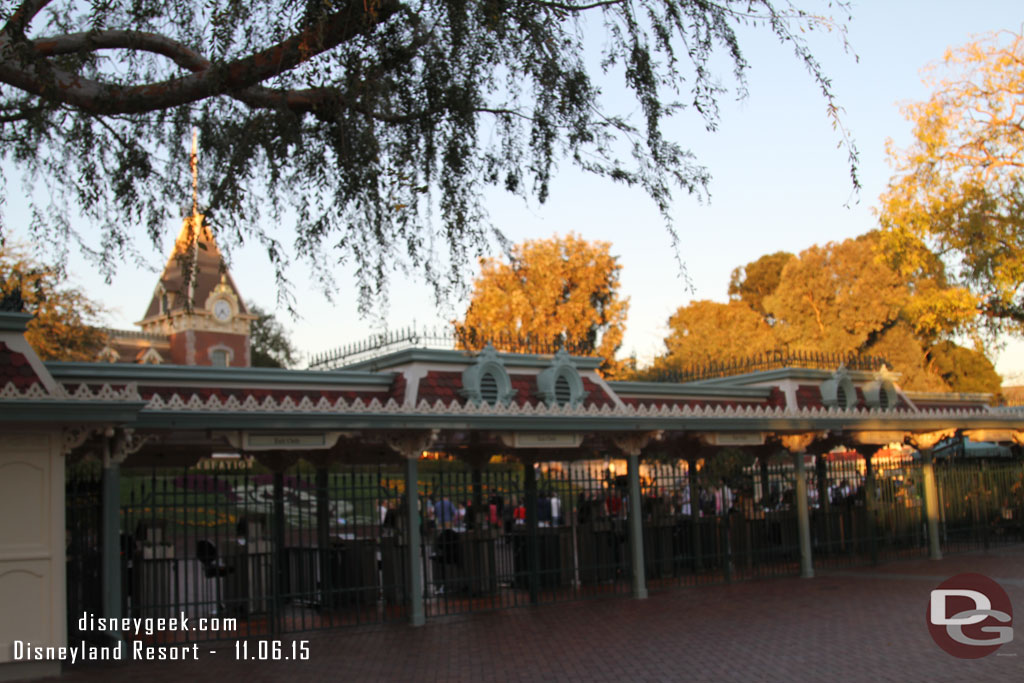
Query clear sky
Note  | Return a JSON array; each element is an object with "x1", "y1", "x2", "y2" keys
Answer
[{"x1": 5, "y1": 2, "x2": 1024, "y2": 381}]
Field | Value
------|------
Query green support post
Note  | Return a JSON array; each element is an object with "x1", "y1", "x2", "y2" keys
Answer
[
  {"x1": 921, "y1": 449, "x2": 943, "y2": 560},
  {"x1": 627, "y1": 453, "x2": 647, "y2": 599},
  {"x1": 405, "y1": 455, "x2": 425, "y2": 626},
  {"x1": 794, "y1": 452, "x2": 814, "y2": 578}
]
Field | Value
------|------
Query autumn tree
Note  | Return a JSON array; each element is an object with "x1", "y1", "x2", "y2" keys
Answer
[
  {"x1": 727, "y1": 251, "x2": 794, "y2": 318},
  {"x1": 0, "y1": 0, "x2": 857, "y2": 312},
  {"x1": 644, "y1": 300, "x2": 776, "y2": 372},
  {"x1": 647, "y1": 232, "x2": 996, "y2": 392},
  {"x1": 764, "y1": 234, "x2": 908, "y2": 355},
  {"x1": 455, "y1": 234, "x2": 628, "y2": 376},
  {"x1": 928, "y1": 340, "x2": 1002, "y2": 395},
  {"x1": 879, "y1": 30, "x2": 1024, "y2": 332},
  {"x1": 0, "y1": 244, "x2": 106, "y2": 360},
  {"x1": 764, "y1": 232, "x2": 985, "y2": 391},
  {"x1": 248, "y1": 302, "x2": 300, "y2": 368}
]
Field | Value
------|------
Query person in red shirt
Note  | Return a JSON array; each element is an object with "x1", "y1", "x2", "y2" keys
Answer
[{"x1": 513, "y1": 498, "x2": 526, "y2": 525}]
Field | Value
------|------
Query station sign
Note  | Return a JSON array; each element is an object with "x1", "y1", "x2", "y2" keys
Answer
[
  {"x1": 699, "y1": 432, "x2": 766, "y2": 446},
  {"x1": 503, "y1": 432, "x2": 584, "y2": 449},
  {"x1": 224, "y1": 431, "x2": 345, "y2": 451}
]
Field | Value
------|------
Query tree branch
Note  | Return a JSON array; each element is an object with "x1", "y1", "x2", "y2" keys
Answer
[
  {"x1": 0, "y1": 0, "x2": 404, "y2": 115},
  {"x1": 527, "y1": 0, "x2": 626, "y2": 11},
  {"x1": 0, "y1": 98, "x2": 46, "y2": 122},
  {"x1": 1, "y1": 0, "x2": 53, "y2": 38},
  {"x1": 32, "y1": 30, "x2": 212, "y2": 72}
]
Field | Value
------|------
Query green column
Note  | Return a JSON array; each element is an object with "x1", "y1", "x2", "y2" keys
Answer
[
  {"x1": 627, "y1": 453, "x2": 647, "y2": 599},
  {"x1": 794, "y1": 452, "x2": 814, "y2": 578},
  {"x1": 921, "y1": 449, "x2": 943, "y2": 560},
  {"x1": 405, "y1": 455, "x2": 425, "y2": 625}
]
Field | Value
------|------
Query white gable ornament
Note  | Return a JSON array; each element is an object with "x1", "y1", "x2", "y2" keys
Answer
[
  {"x1": 821, "y1": 365, "x2": 857, "y2": 410},
  {"x1": 863, "y1": 365, "x2": 899, "y2": 410},
  {"x1": 461, "y1": 344, "x2": 517, "y2": 406},
  {"x1": 536, "y1": 348, "x2": 588, "y2": 408}
]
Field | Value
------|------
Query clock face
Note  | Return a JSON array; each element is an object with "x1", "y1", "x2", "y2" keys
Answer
[{"x1": 213, "y1": 299, "x2": 232, "y2": 322}]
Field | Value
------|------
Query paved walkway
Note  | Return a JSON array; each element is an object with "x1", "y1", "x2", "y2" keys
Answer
[{"x1": 26, "y1": 546, "x2": 1024, "y2": 682}]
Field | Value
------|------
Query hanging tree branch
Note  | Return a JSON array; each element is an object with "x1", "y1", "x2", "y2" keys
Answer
[{"x1": 0, "y1": 0, "x2": 858, "y2": 316}]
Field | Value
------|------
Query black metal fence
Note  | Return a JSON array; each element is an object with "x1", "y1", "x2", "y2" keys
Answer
[
  {"x1": 632, "y1": 349, "x2": 889, "y2": 384},
  {"x1": 66, "y1": 465, "x2": 103, "y2": 645},
  {"x1": 65, "y1": 454, "x2": 1024, "y2": 643}
]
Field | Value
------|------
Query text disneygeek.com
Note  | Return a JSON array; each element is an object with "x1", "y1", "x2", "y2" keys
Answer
[{"x1": 14, "y1": 611, "x2": 233, "y2": 663}]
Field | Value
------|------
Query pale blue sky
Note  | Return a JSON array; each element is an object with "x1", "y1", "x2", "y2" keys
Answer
[{"x1": 6, "y1": 2, "x2": 1024, "y2": 380}]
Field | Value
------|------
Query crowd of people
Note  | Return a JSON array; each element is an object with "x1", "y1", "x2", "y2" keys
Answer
[{"x1": 373, "y1": 469, "x2": 906, "y2": 540}]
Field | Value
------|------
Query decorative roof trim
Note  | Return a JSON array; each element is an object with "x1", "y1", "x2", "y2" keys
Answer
[
  {"x1": 0, "y1": 381, "x2": 142, "y2": 402},
  {"x1": 136, "y1": 388, "x2": 1019, "y2": 421},
  {"x1": 46, "y1": 362, "x2": 395, "y2": 387}
]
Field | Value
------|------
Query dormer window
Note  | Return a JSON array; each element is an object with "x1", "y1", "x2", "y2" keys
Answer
[
  {"x1": 864, "y1": 375, "x2": 898, "y2": 410},
  {"x1": 461, "y1": 345, "x2": 516, "y2": 406},
  {"x1": 821, "y1": 366, "x2": 856, "y2": 410},
  {"x1": 537, "y1": 349, "x2": 587, "y2": 408}
]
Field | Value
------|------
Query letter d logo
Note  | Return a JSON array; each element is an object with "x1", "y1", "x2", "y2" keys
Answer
[{"x1": 930, "y1": 589, "x2": 991, "y2": 625}]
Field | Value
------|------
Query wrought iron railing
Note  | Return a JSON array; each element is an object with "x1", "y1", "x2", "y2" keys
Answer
[
  {"x1": 633, "y1": 349, "x2": 889, "y2": 384},
  {"x1": 308, "y1": 325, "x2": 589, "y2": 370}
]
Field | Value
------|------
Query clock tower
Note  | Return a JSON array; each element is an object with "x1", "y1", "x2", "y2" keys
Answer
[
  {"x1": 132, "y1": 132, "x2": 255, "y2": 367},
  {"x1": 133, "y1": 213, "x2": 255, "y2": 366}
]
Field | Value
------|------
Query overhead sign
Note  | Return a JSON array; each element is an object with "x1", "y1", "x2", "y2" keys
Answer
[
  {"x1": 247, "y1": 433, "x2": 326, "y2": 449},
  {"x1": 700, "y1": 432, "x2": 765, "y2": 447},
  {"x1": 224, "y1": 431, "x2": 345, "y2": 451},
  {"x1": 507, "y1": 432, "x2": 583, "y2": 449}
]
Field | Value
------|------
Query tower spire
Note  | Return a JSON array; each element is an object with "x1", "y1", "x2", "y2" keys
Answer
[
  {"x1": 187, "y1": 128, "x2": 200, "y2": 303},
  {"x1": 190, "y1": 127, "x2": 199, "y2": 217}
]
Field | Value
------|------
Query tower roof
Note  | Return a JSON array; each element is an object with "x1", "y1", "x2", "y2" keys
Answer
[{"x1": 140, "y1": 214, "x2": 249, "y2": 322}]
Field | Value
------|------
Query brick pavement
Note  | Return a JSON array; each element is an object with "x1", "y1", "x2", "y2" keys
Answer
[{"x1": 23, "y1": 545, "x2": 1024, "y2": 682}]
